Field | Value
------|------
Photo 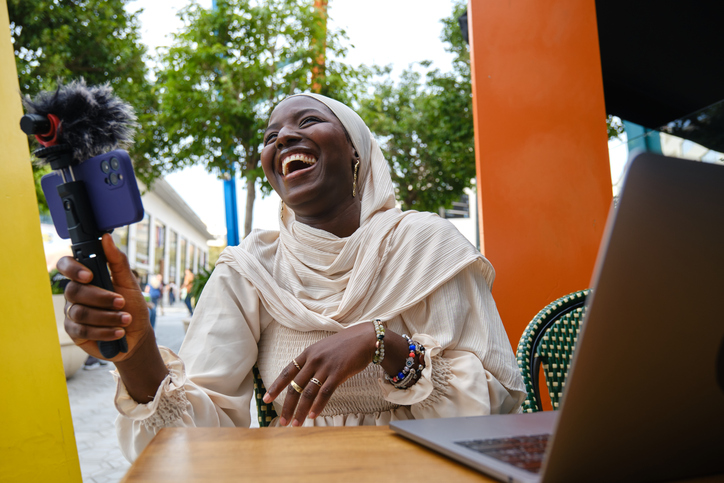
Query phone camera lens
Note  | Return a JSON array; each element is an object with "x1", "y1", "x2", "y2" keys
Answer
[
  {"x1": 101, "y1": 160, "x2": 111, "y2": 173},
  {"x1": 110, "y1": 157, "x2": 120, "y2": 170},
  {"x1": 109, "y1": 172, "x2": 120, "y2": 186}
]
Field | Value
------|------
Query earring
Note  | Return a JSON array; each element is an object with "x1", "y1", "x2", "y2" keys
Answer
[
  {"x1": 352, "y1": 160, "x2": 360, "y2": 197},
  {"x1": 280, "y1": 201, "x2": 285, "y2": 221}
]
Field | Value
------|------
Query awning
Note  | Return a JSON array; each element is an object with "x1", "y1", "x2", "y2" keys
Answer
[
  {"x1": 460, "y1": 2, "x2": 724, "y2": 153},
  {"x1": 595, "y1": 1, "x2": 724, "y2": 152}
]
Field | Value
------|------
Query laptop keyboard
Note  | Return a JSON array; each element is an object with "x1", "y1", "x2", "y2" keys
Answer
[{"x1": 455, "y1": 433, "x2": 550, "y2": 473}]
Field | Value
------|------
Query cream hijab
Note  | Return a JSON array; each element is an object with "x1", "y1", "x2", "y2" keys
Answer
[{"x1": 218, "y1": 93, "x2": 494, "y2": 332}]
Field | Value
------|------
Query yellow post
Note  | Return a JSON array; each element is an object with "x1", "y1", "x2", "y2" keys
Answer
[{"x1": 0, "y1": 2, "x2": 82, "y2": 481}]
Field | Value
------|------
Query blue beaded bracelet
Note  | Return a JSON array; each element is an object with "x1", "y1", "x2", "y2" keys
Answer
[{"x1": 384, "y1": 334, "x2": 425, "y2": 390}]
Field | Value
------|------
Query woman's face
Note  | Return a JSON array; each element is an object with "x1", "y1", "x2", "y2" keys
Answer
[{"x1": 261, "y1": 97, "x2": 358, "y2": 218}]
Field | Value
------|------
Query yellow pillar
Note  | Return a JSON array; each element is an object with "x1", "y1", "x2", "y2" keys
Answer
[
  {"x1": 0, "y1": 2, "x2": 82, "y2": 481},
  {"x1": 468, "y1": 0, "x2": 612, "y2": 346}
]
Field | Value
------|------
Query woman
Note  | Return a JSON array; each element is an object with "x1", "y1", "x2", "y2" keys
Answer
[
  {"x1": 181, "y1": 269, "x2": 194, "y2": 315},
  {"x1": 144, "y1": 274, "x2": 163, "y2": 328},
  {"x1": 58, "y1": 93, "x2": 526, "y2": 462}
]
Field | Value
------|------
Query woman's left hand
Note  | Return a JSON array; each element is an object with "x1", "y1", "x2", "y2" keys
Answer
[{"x1": 263, "y1": 322, "x2": 378, "y2": 426}]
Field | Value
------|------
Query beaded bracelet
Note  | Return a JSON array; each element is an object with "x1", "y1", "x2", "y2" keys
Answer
[
  {"x1": 384, "y1": 334, "x2": 426, "y2": 390},
  {"x1": 372, "y1": 319, "x2": 386, "y2": 365}
]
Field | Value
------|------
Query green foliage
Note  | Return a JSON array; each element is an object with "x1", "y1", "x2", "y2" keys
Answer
[
  {"x1": 607, "y1": 115, "x2": 624, "y2": 140},
  {"x1": 358, "y1": 1, "x2": 474, "y2": 212},
  {"x1": 190, "y1": 266, "x2": 213, "y2": 308},
  {"x1": 49, "y1": 269, "x2": 66, "y2": 295},
  {"x1": 8, "y1": 0, "x2": 159, "y2": 212},
  {"x1": 360, "y1": 1, "x2": 623, "y2": 212},
  {"x1": 153, "y1": 0, "x2": 363, "y2": 234}
]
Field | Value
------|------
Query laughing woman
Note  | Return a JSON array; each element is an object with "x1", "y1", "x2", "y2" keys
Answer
[{"x1": 57, "y1": 93, "x2": 526, "y2": 461}]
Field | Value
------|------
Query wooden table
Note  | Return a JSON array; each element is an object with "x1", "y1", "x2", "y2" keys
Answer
[
  {"x1": 120, "y1": 426, "x2": 495, "y2": 482},
  {"x1": 120, "y1": 426, "x2": 724, "y2": 483}
]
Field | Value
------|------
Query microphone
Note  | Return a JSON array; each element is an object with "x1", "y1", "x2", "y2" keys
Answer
[
  {"x1": 21, "y1": 79, "x2": 137, "y2": 163},
  {"x1": 22, "y1": 80, "x2": 138, "y2": 358}
]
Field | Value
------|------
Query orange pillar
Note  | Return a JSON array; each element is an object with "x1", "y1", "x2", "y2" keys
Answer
[{"x1": 468, "y1": 0, "x2": 612, "y2": 346}]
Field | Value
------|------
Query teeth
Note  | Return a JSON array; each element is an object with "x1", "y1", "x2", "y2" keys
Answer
[{"x1": 282, "y1": 153, "x2": 316, "y2": 176}]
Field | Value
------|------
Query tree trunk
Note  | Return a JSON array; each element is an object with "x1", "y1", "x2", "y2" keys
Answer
[{"x1": 244, "y1": 176, "x2": 255, "y2": 238}]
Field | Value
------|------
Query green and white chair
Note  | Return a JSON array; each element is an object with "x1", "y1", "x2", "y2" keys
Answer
[
  {"x1": 252, "y1": 364, "x2": 278, "y2": 427},
  {"x1": 516, "y1": 289, "x2": 590, "y2": 413}
]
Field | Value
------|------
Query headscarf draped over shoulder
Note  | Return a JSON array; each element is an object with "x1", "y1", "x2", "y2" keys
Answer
[{"x1": 217, "y1": 93, "x2": 495, "y2": 332}]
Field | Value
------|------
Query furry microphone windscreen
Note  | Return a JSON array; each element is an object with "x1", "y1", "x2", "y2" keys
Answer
[{"x1": 23, "y1": 79, "x2": 137, "y2": 164}]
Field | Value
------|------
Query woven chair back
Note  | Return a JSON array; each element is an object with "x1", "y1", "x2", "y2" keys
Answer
[
  {"x1": 252, "y1": 364, "x2": 278, "y2": 427},
  {"x1": 516, "y1": 289, "x2": 590, "y2": 412}
]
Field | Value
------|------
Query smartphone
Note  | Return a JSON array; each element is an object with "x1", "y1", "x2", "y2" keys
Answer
[{"x1": 42, "y1": 149, "x2": 145, "y2": 239}]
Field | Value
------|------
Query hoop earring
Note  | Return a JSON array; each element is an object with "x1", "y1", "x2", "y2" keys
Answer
[{"x1": 352, "y1": 160, "x2": 360, "y2": 197}]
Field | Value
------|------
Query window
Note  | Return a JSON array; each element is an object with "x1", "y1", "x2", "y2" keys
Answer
[
  {"x1": 443, "y1": 194, "x2": 470, "y2": 219},
  {"x1": 168, "y1": 230, "x2": 178, "y2": 283},
  {"x1": 112, "y1": 225, "x2": 129, "y2": 255},
  {"x1": 153, "y1": 220, "x2": 166, "y2": 277},
  {"x1": 179, "y1": 237, "x2": 187, "y2": 273},
  {"x1": 135, "y1": 214, "x2": 150, "y2": 266}
]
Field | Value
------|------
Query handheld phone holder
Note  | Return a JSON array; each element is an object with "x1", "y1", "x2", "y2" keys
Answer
[{"x1": 33, "y1": 142, "x2": 128, "y2": 358}]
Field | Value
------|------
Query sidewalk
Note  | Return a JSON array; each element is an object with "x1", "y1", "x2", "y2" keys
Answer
[{"x1": 66, "y1": 303, "x2": 190, "y2": 483}]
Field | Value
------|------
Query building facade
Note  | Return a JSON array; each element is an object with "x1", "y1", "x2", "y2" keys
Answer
[{"x1": 43, "y1": 177, "x2": 213, "y2": 288}]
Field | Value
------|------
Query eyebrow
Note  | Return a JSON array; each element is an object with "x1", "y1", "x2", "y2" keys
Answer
[{"x1": 265, "y1": 107, "x2": 328, "y2": 134}]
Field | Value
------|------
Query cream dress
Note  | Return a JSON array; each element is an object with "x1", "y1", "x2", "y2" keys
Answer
[
  {"x1": 113, "y1": 93, "x2": 526, "y2": 462},
  {"x1": 114, "y1": 254, "x2": 525, "y2": 462}
]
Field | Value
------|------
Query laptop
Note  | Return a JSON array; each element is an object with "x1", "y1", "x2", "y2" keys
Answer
[{"x1": 391, "y1": 152, "x2": 724, "y2": 483}]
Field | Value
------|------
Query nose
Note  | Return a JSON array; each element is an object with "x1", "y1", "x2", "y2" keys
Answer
[{"x1": 276, "y1": 125, "x2": 301, "y2": 149}]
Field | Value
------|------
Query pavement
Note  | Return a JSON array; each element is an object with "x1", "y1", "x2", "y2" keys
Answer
[{"x1": 65, "y1": 302, "x2": 190, "y2": 483}]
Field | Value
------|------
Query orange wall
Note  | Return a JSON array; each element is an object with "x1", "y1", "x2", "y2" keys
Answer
[{"x1": 468, "y1": 0, "x2": 612, "y2": 346}]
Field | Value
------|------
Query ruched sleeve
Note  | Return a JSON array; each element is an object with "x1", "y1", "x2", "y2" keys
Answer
[
  {"x1": 114, "y1": 263, "x2": 268, "y2": 461},
  {"x1": 377, "y1": 263, "x2": 526, "y2": 417}
]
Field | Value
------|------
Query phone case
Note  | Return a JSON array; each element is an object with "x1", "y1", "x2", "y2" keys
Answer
[{"x1": 42, "y1": 149, "x2": 145, "y2": 239}]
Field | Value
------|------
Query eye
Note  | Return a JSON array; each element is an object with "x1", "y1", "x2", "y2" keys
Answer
[
  {"x1": 300, "y1": 116, "x2": 321, "y2": 127},
  {"x1": 264, "y1": 132, "x2": 277, "y2": 145}
]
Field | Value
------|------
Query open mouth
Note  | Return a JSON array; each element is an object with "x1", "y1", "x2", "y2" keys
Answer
[{"x1": 281, "y1": 153, "x2": 317, "y2": 176}]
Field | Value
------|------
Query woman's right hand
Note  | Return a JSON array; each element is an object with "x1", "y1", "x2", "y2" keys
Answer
[{"x1": 57, "y1": 234, "x2": 153, "y2": 363}]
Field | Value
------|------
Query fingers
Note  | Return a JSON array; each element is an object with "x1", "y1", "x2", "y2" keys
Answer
[
  {"x1": 291, "y1": 376, "x2": 334, "y2": 425},
  {"x1": 65, "y1": 300, "x2": 130, "y2": 329},
  {"x1": 101, "y1": 234, "x2": 137, "y2": 290},
  {"x1": 307, "y1": 379, "x2": 335, "y2": 420},
  {"x1": 64, "y1": 316, "x2": 126, "y2": 343},
  {"x1": 64, "y1": 300, "x2": 128, "y2": 343},
  {"x1": 57, "y1": 256, "x2": 93, "y2": 284},
  {"x1": 264, "y1": 357, "x2": 304, "y2": 404},
  {"x1": 64, "y1": 280, "x2": 125, "y2": 311},
  {"x1": 273, "y1": 363, "x2": 336, "y2": 427}
]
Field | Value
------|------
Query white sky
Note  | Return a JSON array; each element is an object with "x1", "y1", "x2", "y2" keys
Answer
[{"x1": 125, "y1": 0, "x2": 458, "y2": 240}]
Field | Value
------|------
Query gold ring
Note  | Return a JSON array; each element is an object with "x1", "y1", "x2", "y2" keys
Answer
[
  {"x1": 290, "y1": 381, "x2": 304, "y2": 394},
  {"x1": 292, "y1": 359, "x2": 301, "y2": 370},
  {"x1": 65, "y1": 302, "x2": 76, "y2": 319},
  {"x1": 310, "y1": 377, "x2": 322, "y2": 387}
]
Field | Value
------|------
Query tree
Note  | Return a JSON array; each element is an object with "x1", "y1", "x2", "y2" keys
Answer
[
  {"x1": 8, "y1": 0, "x2": 159, "y2": 213},
  {"x1": 358, "y1": 1, "x2": 475, "y2": 212},
  {"x1": 154, "y1": 0, "x2": 360, "y2": 238},
  {"x1": 359, "y1": 0, "x2": 624, "y2": 212}
]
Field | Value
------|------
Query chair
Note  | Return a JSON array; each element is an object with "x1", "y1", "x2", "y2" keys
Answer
[
  {"x1": 515, "y1": 289, "x2": 590, "y2": 413},
  {"x1": 252, "y1": 364, "x2": 278, "y2": 427}
]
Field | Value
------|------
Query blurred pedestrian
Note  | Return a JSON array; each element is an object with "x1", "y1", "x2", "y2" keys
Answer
[
  {"x1": 182, "y1": 268, "x2": 194, "y2": 315},
  {"x1": 145, "y1": 274, "x2": 163, "y2": 329},
  {"x1": 167, "y1": 281, "x2": 177, "y2": 305}
]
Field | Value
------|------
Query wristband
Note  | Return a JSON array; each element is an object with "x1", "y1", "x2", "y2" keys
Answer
[{"x1": 372, "y1": 319, "x2": 386, "y2": 365}]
